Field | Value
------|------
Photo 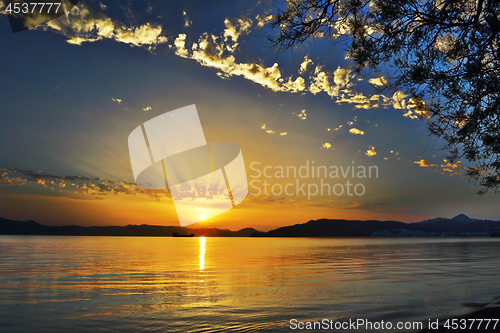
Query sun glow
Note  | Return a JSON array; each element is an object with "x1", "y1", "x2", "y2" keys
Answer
[{"x1": 200, "y1": 214, "x2": 206, "y2": 220}]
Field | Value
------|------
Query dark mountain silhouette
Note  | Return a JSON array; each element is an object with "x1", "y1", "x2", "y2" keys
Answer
[
  {"x1": 0, "y1": 217, "x2": 260, "y2": 237},
  {"x1": 1, "y1": 214, "x2": 499, "y2": 237},
  {"x1": 410, "y1": 214, "x2": 500, "y2": 233},
  {"x1": 261, "y1": 219, "x2": 407, "y2": 237},
  {"x1": 253, "y1": 215, "x2": 500, "y2": 237}
]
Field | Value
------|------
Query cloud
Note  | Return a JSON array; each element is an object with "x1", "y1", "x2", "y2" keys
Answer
[
  {"x1": 173, "y1": 31, "x2": 302, "y2": 92},
  {"x1": 12, "y1": 4, "x2": 431, "y2": 121},
  {"x1": 368, "y1": 76, "x2": 388, "y2": 86},
  {"x1": 322, "y1": 143, "x2": 332, "y2": 149},
  {"x1": 404, "y1": 97, "x2": 430, "y2": 119},
  {"x1": 349, "y1": 128, "x2": 365, "y2": 135},
  {"x1": 297, "y1": 109, "x2": 307, "y2": 120},
  {"x1": 243, "y1": 194, "x2": 297, "y2": 206},
  {"x1": 255, "y1": 14, "x2": 273, "y2": 29},
  {"x1": 333, "y1": 67, "x2": 351, "y2": 87},
  {"x1": 0, "y1": 167, "x2": 171, "y2": 199},
  {"x1": 309, "y1": 66, "x2": 352, "y2": 97},
  {"x1": 392, "y1": 90, "x2": 407, "y2": 110},
  {"x1": 441, "y1": 160, "x2": 463, "y2": 174},
  {"x1": 223, "y1": 16, "x2": 252, "y2": 44},
  {"x1": 342, "y1": 201, "x2": 387, "y2": 211},
  {"x1": 182, "y1": 11, "x2": 192, "y2": 27},
  {"x1": 168, "y1": 15, "x2": 429, "y2": 120},
  {"x1": 299, "y1": 55, "x2": 313, "y2": 74},
  {"x1": 111, "y1": 97, "x2": 122, "y2": 104},
  {"x1": 43, "y1": 3, "x2": 167, "y2": 49},
  {"x1": 414, "y1": 159, "x2": 436, "y2": 167},
  {"x1": 171, "y1": 18, "x2": 317, "y2": 94},
  {"x1": 413, "y1": 158, "x2": 463, "y2": 175},
  {"x1": 366, "y1": 147, "x2": 377, "y2": 156},
  {"x1": 2, "y1": 168, "x2": 102, "y2": 183},
  {"x1": 143, "y1": 106, "x2": 152, "y2": 111},
  {"x1": 261, "y1": 124, "x2": 288, "y2": 136},
  {"x1": 337, "y1": 93, "x2": 382, "y2": 109},
  {"x1": 261, "y1": 123, "x2": 275, "y2": 134}
]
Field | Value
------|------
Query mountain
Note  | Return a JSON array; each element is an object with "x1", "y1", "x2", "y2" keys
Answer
[
  {"x1": 254, "y1": 215, "x2": 500, "y2": 237},
  {"x1": 1, "y1": 214, "x2": 499, "y2": 237},
  {"x1": 260, "y1": 219, "x2": 407, "y2": 237},
  {"x1": 410, "y1": 214, "x2": 499, "y2": 234},
  {"x1": 0, "y1": 217, "x2": 261, "y2": 237},
  {"x1": 451, "y1": 214, "x2": 472, "y2": 221}
]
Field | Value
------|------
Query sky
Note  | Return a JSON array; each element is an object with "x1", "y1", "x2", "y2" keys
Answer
[{"x1": 0, "y1": 0, "x2": 498, "y2": 231}]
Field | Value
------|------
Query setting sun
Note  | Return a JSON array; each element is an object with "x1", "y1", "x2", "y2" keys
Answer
[{"x1": 200, "y1": 214, "x2": 206, "y2": 220}]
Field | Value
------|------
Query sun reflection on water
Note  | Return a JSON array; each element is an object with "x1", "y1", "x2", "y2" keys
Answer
[{"x1": 199, "y1": 237, "x2": 205, "y2": 274}]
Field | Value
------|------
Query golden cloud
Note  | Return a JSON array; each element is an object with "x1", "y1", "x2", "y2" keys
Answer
[
  {"x1": 349, "y1": 128, "x2": 365, "y2": 135},
  {"x1": 414, "y1": 159, "x2": 436, "y2": 167},
  {"x1": 44, "y1": 4, "x2": 167, "y2": 48},
  {"x1": 368, "y1": 76, "x2": 388, "y2": 86},
  {"x1": 366, "y1": 147, "x2": 377, "y2": 156},
  {"x1": 299, "y1": 55, "x2": 313, "y2": 74}
]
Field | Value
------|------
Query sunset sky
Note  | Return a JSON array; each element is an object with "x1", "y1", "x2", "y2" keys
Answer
[{"x1": 0, "y1": 0, "x2": 498, "y2": 231}]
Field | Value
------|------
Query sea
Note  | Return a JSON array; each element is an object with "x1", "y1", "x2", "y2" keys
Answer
[{"x1": 0, "y1": 236, "x2": 499, "y2": 332}]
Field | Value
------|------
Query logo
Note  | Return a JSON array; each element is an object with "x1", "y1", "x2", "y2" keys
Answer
[{"x1": 128, "y1": 105, "x2": 248, "y2": 226}]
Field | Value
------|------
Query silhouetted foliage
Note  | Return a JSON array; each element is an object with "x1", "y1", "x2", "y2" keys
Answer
[{"x1": 270, "y1": 0, "x2": 500, "y2": 194}]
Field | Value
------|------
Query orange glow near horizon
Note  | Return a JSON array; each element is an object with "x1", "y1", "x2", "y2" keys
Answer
[{"x1": 0, "y1": 191, "x2": 428, "y2": 232}]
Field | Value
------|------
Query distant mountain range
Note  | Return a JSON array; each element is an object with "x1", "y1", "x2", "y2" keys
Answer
[
  {"x1": 255, "y1": 214, "x2": 500, "y2": 237},
  {"x1": 1, "y1": 214, "x2": 499, "y2": 237},
  {"x1": 0, "y1": 217, "x2": 260, "y2": 237}
]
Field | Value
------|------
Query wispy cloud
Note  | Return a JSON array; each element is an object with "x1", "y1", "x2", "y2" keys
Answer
[
  {"x1": 342, "y1": 201, "x2": 387, "y2": 211},
  {"x1": 261, "y1": 124, "x2": 289, "y2": 136},
  {"x1": 182, "y1": 11, "x2": 192, "y2": 27},
  {"x1": 261, "y1": 123, "x2": 275, "y2": 134},
  {"x1": 0, "y1": 168, "x2": 171, "y2": 199},
  {"x1": 414, "y1": 159, "x2": 463, "y2": 175},
  {"x1": 296, "y1": 109, "x2": 307, "y2": 120},
  {"x1": 440, "y1": 160, "x2": 463, "y2": 175},
  {"x1": 414, "y1": 159, "x2": 435, "y2": 167},
  {"x1": 254, "y1": 14, "x2": 273, "y2": 29}
]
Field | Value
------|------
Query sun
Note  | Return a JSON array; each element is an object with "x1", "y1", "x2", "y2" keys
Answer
[{"x1": 200, "y1": 214, "x2": 206, "y2": 220}]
